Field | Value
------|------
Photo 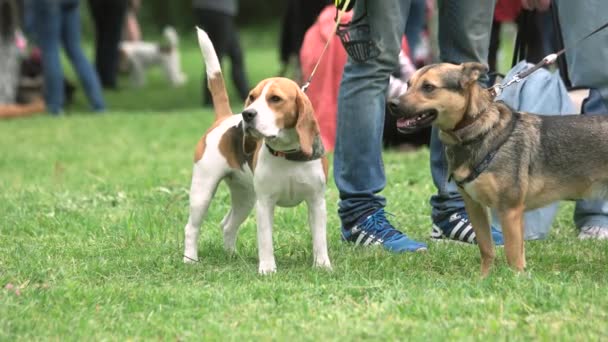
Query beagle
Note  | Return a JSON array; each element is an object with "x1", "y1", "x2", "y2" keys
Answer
[{"x1": 183, "y1": 28, "x2": 331, "y2": 274}]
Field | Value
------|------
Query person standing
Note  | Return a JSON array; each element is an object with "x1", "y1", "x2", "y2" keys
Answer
[
  {"x1": 550, "y1": 0, "x2": 608, "y2": 239},
  {"x1": 335, "y1": 0, "x2": 504, "y2": 252},
  {"x1": 88, "y1": 0, "x2": 128, "y2": 89},
  {"x1": 193, "y1": 0, "x2": 250, "y2": 105},
  {"x1": 31, "y1": 0, "x2": 105, "y2": 114}
]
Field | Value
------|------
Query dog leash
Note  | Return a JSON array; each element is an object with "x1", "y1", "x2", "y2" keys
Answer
[
  {"x1": 300, "y1": 0, "x2": 351, "y2": 93},
  {"x1": 489, "y1": 19, "x2": 608, "y2": 98}
]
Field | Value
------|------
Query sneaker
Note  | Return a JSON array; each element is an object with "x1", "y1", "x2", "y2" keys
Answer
[
  {"x1": 341, "y1": 209, "x2": 427, "y2": 253},
  {"x1": 578, "y1": 226, "x2": 608, "y2": 240},
  {"x1": 431, "y1": 210, "x2": 504, "y2": 245}
]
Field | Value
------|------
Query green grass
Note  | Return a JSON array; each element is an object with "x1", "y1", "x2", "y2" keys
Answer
[{"x1": 1, "y1": 28, "x2": 608, "y2": 341}]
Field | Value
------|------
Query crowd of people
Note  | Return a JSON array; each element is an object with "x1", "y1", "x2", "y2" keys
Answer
[{"x1": 0, "y1": 0, "x2": 239, "y2": 116}]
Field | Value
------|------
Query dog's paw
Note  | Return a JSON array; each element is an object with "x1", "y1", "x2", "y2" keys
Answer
[
  {"x1": 258, "y1": 261, "x2": 277, "y2": 275},
  {"x1": 313, "y1": 258, "x2": 332, "y2": 270}
]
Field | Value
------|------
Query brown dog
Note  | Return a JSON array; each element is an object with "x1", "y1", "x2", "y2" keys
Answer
[{"x1": 390, "y1": 62, "x2": 608, "y2": 276}]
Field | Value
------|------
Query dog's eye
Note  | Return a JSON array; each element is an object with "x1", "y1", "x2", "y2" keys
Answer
[
  {"x1": 269, "y1": 95, "x2": 282, "y2": 103},
  {"x1": 248, "y1": 94, "x2": 256, "y2": 103},
  {"x1": 422, "y1": 83, "x2": 436, "y2": 93}
]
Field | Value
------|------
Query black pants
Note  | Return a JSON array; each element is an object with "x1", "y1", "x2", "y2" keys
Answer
[
  {"x1": 88, "y1": 0, "x2": 127, "y2": 89},
  {"x1": 195, "y1": 8, "x2": 249, "y2": 105}
]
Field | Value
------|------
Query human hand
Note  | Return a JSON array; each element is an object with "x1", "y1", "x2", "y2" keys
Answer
[{"x1": 521, "y1": 0, "x2": 551, "y2": 12}]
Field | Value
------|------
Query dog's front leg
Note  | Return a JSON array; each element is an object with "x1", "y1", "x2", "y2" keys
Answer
[
  {"x1": 256, "y1": 197, "x2": 276, "y2": 274},
  {"x1": 461, "y1": 192, "x2": 495, "y2": 277},
  {"x1": 307, "y1": 197, "x2": 331, "y2": 270},
  {"x1": 497, "y1": 205, "x2": 526, "y2": 272}
]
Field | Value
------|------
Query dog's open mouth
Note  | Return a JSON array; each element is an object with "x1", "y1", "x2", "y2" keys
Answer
[{"x1": 396, "y1": 109, "x2": 437, "y2": 133}]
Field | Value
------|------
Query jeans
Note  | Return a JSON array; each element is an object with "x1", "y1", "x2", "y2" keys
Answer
[
  {"x1": 493, "y1": 61, "x2": 575, "y2": 240},
  {"x1": 32, "y1": 0, "x2": 105, "y2": 114},
  {"x1": 404, "y1": 0, "x2": 426, "y2": 54},
  {"x1": 573, "y1": 90, "x2": 608, "y2": 228},
  {"x1": 429, "y1": 0, "x2": 496, "y2": 222},
  {"x1": 334, "y1": 0, "x2": 408, "y2": 227},
  {"x1": 333, "y1": 0, "x2": 496, "y2": 227},
  {"x1": 555, "y1": 0, "x2": 608, "y2": 229}
]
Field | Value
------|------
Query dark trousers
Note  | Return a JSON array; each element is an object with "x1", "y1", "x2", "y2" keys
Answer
[
  {"x1": 88, "y1": 0, "x2": 127, "y2": 89},
  {"x1": 195, "y1": 8, "x2": 249, "y2": 105}
]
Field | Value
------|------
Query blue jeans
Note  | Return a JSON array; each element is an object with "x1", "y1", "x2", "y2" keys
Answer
[
  {"x1": 555, "y1": 0, "x2": 608, "y2": 229},
  {"x1": 334, "y1": 0, "x2": 495, "y2": 227},
  {"x1": 573, "y1": 90, "x2": 608, "y2": 228},
  {"x1": 404, "y1": 0, "x2": 426, "y2": 54},
  {"x1": 429, "y1": 0, "x2": 496, "y2": 221},
  {"x1": 32, "y1": 0, "x2": 105, "y2": 114}
]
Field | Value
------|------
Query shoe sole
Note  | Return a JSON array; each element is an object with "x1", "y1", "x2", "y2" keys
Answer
[
  {"x1": 431, "y1": 224, "x2": 505, "y2": 247},
  {"x1": 341, "y1": 239, "x2": 428, "y2": 252}
]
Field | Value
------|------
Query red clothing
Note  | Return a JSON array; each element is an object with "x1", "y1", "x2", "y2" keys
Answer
[
  {"x1": 494, "y1": 0, "x2": 522, "y2": 22},
  {"x1": 300, "y1": 5, "x2": 408, "y2": 151}
]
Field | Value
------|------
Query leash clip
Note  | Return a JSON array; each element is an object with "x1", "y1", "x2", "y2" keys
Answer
[
  {"x1": 489, "y1": 84, "x2": 502, "y2": 98},
  {"x1": 301, "y1": 81, "x2": 310, "y2": 93}
]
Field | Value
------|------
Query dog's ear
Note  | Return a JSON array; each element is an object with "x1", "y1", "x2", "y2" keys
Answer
[
  {"x1": 244, "y1": 92, "x2": 253, "y2": 107},
  {"x1": 295, "y1": 89, "x2": 319, "y2": 157},
  {"x1": 460, "y1": 62, "x2": 489, "y2": 88}
]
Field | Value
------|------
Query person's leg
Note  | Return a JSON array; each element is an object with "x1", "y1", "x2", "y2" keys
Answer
[
  {"x1": 431, "y1": 0, "x2": 496, "y2": 219},
  {"x1": 32, "y1": 0, "x2": 64, "y2": 114},
  {"x1": 335, "y1": 0, "x2": 426, "y2": 252},
  {"x1": 574, "y1": 90, "x2": 608, "y2": 238},
  {"x1": 555, "y1": 0, "x2": 608, "y2": 109},
  {"x1": 195, "y1": 8, "x2": 232, "y2": 106},
  {"x1": 227, "y1": 22, "x2": 250, "y2": 102},
  {"x1": 87, "y1": 0, "x2": 104, "y2": 84},
  {"x1": 334, "y1": 0, "x2": 406, "y2": 226},
  {"x1": 554, "y1": 0, "x2": 608, "y2": 239},
  {"x1": 404, "y1": 0, "x2": 426, "y2": 54},
  {"x1": 429, "y1": 0, "x2": 502, "y2": 244},
  {"x1": 60, "y1": 0, "x2": 105, "y2": 112},
  {"x1": 91, "y1": 0, "x2": 127, "y2": 89},
  {"x1": 488, "y1": 20, "x2": 501, "y2": 73}
]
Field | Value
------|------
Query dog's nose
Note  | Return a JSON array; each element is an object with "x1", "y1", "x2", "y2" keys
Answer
[
  {"x1": 242, "y1": 108, "x2": 257, "y2": 122},
  {"x1": 388, "y1": 101, "x2": 401, "y2": 115}
]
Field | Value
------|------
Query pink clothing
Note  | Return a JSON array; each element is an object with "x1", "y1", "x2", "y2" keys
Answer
[
  {"x1": 300, "y1": 6, "x2": 353, "y2": 152},
  {"x1": 300, "y1": 5, "x2": 409, "y2": 151}
]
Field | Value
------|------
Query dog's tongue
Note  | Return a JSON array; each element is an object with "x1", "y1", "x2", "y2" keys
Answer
[{"x1": 397, "y1": 117, "x2": 415, "y2": 128}]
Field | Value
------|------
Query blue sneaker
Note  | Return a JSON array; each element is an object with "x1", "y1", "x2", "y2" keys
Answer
[
  {"x1": 341, "y1": 209, "x2": 428, "y2": 253},
  {"x1": 431, "y1": 210, "x2": 504, "y2": 245}
]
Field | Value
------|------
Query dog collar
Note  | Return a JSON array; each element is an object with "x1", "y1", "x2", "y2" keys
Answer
[
  {"x1": 444, "y1": 105, "x2": 493, "y2": 145},
  {"x1": 451, "y1": 112, "x2": 520, "y2": 188},
  {"x1": 265, "y1": 136, "x2": 325, "y2": 161}
]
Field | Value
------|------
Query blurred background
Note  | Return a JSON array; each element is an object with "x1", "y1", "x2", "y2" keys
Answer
[{"x1": 2, "y1": 0, "x2": 530, "y2": 150}]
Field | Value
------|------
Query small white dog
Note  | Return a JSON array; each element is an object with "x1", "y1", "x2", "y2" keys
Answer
[{"x1": 119, "y1": 26, "x2": 187, "y2": 87}]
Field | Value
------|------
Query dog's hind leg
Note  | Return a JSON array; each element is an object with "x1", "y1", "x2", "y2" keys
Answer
[
  {"x1": 462, "y1": 192, "x2": 495, "y2": 277},
  {"x1": 498, "y1": 205, "x2": 526, "y2": 272},
  {"x1": 183, "y1": 162, "x2": 225, "y2": 263},
  {"x1": 221, "y1": 178, "x2": 255, "y2": 253}
]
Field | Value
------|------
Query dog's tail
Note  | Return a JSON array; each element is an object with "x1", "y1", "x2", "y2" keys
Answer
[
  {"x1": 196, "y1": 27, "x2": 231, "y2": 121},
  {"x1": 163, "y1": 26, "x2": 179, "y2": 48}
]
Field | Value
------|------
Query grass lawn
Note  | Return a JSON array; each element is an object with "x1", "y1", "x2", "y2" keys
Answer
[{"x1": 1, "y1": 27, "x2": 608, "y2": 341}]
